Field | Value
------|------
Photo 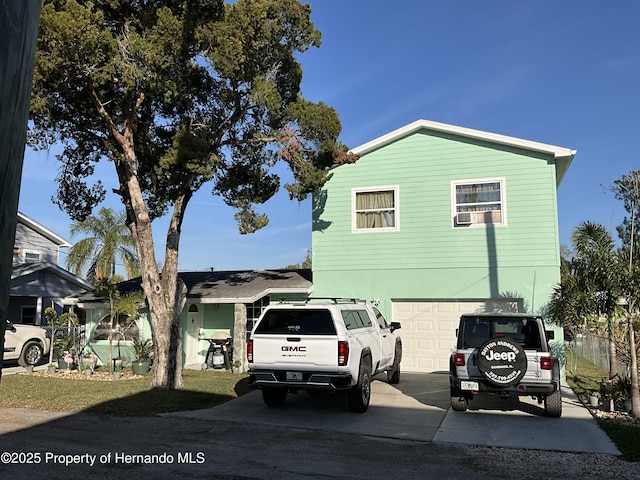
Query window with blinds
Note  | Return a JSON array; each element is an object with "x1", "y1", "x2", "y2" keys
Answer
[
  {"x1": 452, "y1": 178, "x2": 505, "y2": 227},
  {"x1": 352, "y1": 186, "x2": 399, "y2": 232}
]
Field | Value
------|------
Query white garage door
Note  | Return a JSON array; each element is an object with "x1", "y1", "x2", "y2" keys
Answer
[{"x1": 392, "y1": 300, "x2": 517, "y2": 373}]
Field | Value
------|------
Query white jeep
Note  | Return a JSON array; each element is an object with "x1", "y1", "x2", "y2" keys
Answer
[
  {"x1": 3, "y1": 319, "x2": 50, "y2": 367},
  {"x1": 449, "y1": 313, "x2": 562, "y2": 417}
]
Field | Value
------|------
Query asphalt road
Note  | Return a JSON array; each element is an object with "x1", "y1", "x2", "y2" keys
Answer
[{"x1": 0, "y1": 370, "x2": 634, "y2": 479}]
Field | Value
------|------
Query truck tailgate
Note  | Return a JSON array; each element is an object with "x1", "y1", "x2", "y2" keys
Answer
[{"x1": 251, "y1": 334, "x2": 338, "y2": 372}]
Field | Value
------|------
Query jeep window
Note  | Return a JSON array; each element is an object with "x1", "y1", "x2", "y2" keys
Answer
[
  {"x1": 461, "y1": 319, "x2": 490, "y2": 348},
  {"x1": 461, "y1": 316, "x2": 542, "y2": 349},
  {"x1": 255, "y1": 309, "x2": 337, "y2": 335}
]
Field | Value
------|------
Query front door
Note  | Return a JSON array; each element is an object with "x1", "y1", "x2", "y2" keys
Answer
[{"x1": 185, "y1": 304, "x2": 204, "y2": 367}]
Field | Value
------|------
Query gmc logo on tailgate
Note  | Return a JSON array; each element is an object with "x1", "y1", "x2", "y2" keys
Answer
[{"x1": 282, "y1": 346, "x2": 306, "y2": 352}]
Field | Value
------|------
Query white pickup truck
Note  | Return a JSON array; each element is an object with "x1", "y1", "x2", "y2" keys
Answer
[{"x1": 247, "y1": 298, "x2": 402, "y2": 412}]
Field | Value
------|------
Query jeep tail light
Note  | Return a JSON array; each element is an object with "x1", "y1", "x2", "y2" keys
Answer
[
  {"x1": 338, "y1": 340, "x2": 349, "y2": 366},
  {"x1": 453, "y1": 353, "x2": 465, "y2": 367},
  {"x1": 540, "y1": 356, "x2": 553, "y2": 370},
  {"x1": 247, "y1": 339, "x2": 253, "y2": 363}
]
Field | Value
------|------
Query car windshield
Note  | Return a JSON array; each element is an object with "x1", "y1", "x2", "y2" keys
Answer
[{"x1": 461, "y1": 316, "x2": 541, "y2": 349}]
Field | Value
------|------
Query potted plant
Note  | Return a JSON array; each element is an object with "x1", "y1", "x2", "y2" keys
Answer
[
  {"x1": 231, "y1": 360, "x2": 242, "y2": 374},
  {"x1": 131, "y1": 337, "x2": 153, "y2": 374},
  {"x1": 113, "y1": 362, "x2": 123, "y2": 380},
  {"x1": 588, "y1": 391, "x2": 600, "y2": 407}
]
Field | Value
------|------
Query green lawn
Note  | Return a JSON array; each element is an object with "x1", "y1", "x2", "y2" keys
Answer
[
  {"x1": 565, "y1": 349, "x2": 640, "y2": 462},
  {"x1": 0, "y1": 368, "x2": 251, "y2": 416}
]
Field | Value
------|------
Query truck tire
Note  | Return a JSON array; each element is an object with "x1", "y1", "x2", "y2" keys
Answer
[
  {"x1": 19, "y1": 341, "x2": 44, "y2": 367},
  {"x1": 544, "y1": 388, "x2": 562, "y2": 418},
  {"x1": 476, "y1": 337, "x2": 527, "y2": 387},
  {"x1": 262, "y1": 387, "x2": 288, "y2": 408},
  {"x1": 348, "y1": 363, "x2": 371, "y2": 413},
  {"x1": 387, "y1": 345, "x2": 401, "y2": 384}
]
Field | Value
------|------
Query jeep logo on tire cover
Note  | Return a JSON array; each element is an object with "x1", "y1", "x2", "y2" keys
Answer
[{"x1": 476, "y1": 337, "x2": 527, "y2": 387}]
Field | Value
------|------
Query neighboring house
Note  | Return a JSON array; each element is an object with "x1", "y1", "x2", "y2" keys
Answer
[
  {"x1": 10, "y1": 212, "x2": 93, "y2": 325},
  {"x1": 311, "y1": 119, "x2": 576, "y2": 373},
  {"x1": 76, "y1": 269, "x2": 312, "y2": 368}
]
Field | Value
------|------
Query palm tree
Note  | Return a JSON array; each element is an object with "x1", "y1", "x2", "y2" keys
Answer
[
  {"x1": 66, "y1": 207, "x2": 141, "y2": 283},
  {"x1": 573, "y1": 222, "x2": 623, "y2": 381},
  {"x1": 550, "y1": 222, "x2": 622, "y2": 380}
]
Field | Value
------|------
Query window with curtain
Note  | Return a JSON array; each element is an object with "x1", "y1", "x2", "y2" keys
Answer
[
  {"x1": 353, "y1": 187, "x2": 398, "y2": 231},
  {"x1": 452, "y1": 179, "x2": 505, "y2": 226}
]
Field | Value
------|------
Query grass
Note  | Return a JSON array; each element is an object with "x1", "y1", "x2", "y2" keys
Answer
[
  {"x1": 0, "y1": 368, "x2": 251, "y2": 416},
  {"x1": 565, "y1": 349, "x2": 640, "y2": 462}
]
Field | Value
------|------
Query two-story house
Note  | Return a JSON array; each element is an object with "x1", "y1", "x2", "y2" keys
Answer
[
  {"x1": 10, "y1": 212, "x2": 93, "y2": 325},
  {"x1": 311, "y1": 119, "x2": 576, "y2": 373}
]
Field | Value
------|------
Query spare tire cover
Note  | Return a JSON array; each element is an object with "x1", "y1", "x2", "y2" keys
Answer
[{"x1": 476, "y1": 337, "x2": 527, "y2": 387}]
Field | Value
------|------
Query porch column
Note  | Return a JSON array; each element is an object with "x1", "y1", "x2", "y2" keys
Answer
[{"x1": 233, "y1": 303, "x2": 247, "y2": 372}]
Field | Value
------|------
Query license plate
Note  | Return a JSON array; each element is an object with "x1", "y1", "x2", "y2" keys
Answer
[
  {"x1": 461, "y1": 381, "x2": 479, "y2": 391},
  {"x1": 286, "y1": 371, "x2": 303, "y2": 381}
]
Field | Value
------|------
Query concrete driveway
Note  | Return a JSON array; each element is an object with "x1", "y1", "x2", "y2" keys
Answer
[{"x1": 167, "y1": 372, "x2": 620, "y2": 455}]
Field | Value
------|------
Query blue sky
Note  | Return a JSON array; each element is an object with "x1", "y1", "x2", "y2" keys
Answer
[{"x1": 18, "y1": 0, "x2": 640, "y2": 273}]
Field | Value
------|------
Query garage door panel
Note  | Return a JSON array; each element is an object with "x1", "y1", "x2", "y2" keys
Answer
[{"x1": 393, "y1": 300, "x2": 515, "y2": 373}]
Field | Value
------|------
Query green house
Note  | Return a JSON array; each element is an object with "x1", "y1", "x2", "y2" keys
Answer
[
  {"x1": 77, "y1": 269, "x2": 312, "y2": 370},
  {"x1": 311, "y1": 119, "x2": 576, "y2": 373}
]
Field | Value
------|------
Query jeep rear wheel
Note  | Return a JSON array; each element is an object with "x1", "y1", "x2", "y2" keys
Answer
[
  {"x1": 348, "y1": 363, "x2": 371, "y2": 413},
  {"x1": 476, "y1": 337, "x2": 527, "y2": 387},
  {"x1": 544, "y1": 388, "x2": 562, "y2": 418},
  {"x1": 262, "y1": 388, "x2": 288, "y2": 408},
  {"x1": 450, "y1": 387, "x2": 469, "y2": 412}
]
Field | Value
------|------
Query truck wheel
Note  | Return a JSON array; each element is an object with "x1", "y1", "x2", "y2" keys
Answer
[
  {"x1": 348, "y1": 363, "x2": 371, "y2": 413},
  {"x1": 476, "y1": 337, "x2": 527, "y2": 387},
  {"x1": 262, "y1": 388, "x2": 288, "y2": 408},
  {"x1": 19, "y1": 341, "x2": 43, "y2": 367},
  {"x1": 387, "y1": 345, "x2": 401, "y2": 385},
  {"x1": 544, "y1": 388, "x2": 562, "y2": 418}
]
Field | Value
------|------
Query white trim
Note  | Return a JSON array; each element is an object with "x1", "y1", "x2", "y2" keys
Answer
[
  {"x1": 351, "y1": 119, "x2": 576, "y2": 160},
  {"x1": 351, "y1": 185, "x2": 400, "y2": 233},
  {"x1": 450, "y1": 177, "x2": 507, "y2": 228},
  {"x1": 17, "y1": 212, "x2": 72, "y2": 247}
]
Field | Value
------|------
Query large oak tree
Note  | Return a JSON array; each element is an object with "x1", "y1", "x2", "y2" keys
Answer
[{"x1": 29, "y1": 0, "x2": 355, "y2": 389}]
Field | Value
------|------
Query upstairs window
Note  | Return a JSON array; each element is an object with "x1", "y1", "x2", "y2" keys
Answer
[
  {"x1": 452, "y1": 178, "x2": 506, "y2": 227},
  {"x1": 23, "y1": 250, "x2": 42, "y2": 263},
  {"x1": 352, "y1": 186, "x2": 399, "y2": 232}
]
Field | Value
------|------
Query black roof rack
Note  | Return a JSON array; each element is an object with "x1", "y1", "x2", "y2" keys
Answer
[{"x1": 305, "y1": 297, "x2": 366, "y2": 304}]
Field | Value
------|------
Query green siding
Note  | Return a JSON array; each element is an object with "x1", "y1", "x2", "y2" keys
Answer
[{"x1": 312, "y1": 130, "x2": 562, "y2": 315}]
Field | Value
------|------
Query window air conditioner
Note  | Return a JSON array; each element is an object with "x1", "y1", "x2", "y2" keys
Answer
[{"x1": 456, "y1": 212, "x2": 473, "y2": 225}]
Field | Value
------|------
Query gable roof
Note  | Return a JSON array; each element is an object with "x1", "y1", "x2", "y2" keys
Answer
[
  {"x1": 350, "y1": 119, "x2": 577, "y2": 186},
  {"x1": 17, "y1": 211, "x2": 72, "y2": 248},
  {"x1": 77, "y1": 269, "x2": 313, "y2": 306},
  {"x1": 11, "y1": 261, "x2": 94, "y2": 291}
]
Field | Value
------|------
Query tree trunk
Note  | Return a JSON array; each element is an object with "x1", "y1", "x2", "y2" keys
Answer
[
  {"x1": 607, "y1": 314, "x2": 618, "y2": 380},
  {"x1": 117, "y1": 143, "x2": 188, "y2": 389},
  {"x1": 629, "y1": 316, "x2": 640, "y2": 418}
]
